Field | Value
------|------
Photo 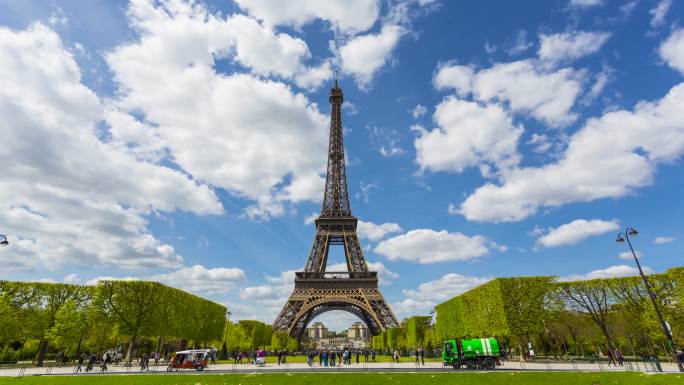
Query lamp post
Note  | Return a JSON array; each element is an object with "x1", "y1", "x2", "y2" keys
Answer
[
  {"x1": 0, "y1": 235, "x2": 8, "y2": 246},
  {"x1": 616, "y1": 227, "x2": 683, "y2": 371}
]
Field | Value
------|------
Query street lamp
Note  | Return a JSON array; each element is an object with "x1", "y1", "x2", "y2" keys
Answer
[
  {"x1": 616, "y1": 227, "x2": 683, "y2": 371},
  {"x1": 0, "y1": 235, "x2": 8, "y2": 246}
]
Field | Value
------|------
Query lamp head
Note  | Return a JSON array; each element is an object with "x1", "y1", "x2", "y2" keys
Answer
[
  {"x1": 616, "y1": 234, "x2": 625, "y2": 244},
  {"x1": 627, "y1": 228, "x2": 638, "y2": 237}
]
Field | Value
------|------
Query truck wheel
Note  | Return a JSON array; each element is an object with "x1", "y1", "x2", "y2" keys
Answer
[
  {"x1": 197, "y1": 365, "x2": 204, "y2": 371},
  {"x1": 166, "y1": 366, "x2": 172, "y2": 372},
  {"x1": 483, "y1": 358, "x2": 495, "y2": 370}
]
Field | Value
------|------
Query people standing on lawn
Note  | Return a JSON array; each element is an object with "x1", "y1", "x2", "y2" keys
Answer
[
  {"x1": 364, "y1": 349, "x2": 369, "y2": 362},
  {"x1": 371, "y1": 350, "x2": 376, "y2": 362}
]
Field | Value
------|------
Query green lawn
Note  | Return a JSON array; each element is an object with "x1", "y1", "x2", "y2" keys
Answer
[{"x1": 0, "y1": 372, "x2": 682, "y2": 385}]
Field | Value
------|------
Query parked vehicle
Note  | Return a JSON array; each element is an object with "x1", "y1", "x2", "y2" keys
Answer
[
  {"x1": 442, "y1": 338, "x2": 500, "y2": 370},
  {"x1": 167, "y1": 349, "x2": 211, "y2": 371}
]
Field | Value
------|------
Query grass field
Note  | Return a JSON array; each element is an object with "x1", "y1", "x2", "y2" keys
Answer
[{"x1": 0, "y1": 372, "x2": 683, "y2": 385}]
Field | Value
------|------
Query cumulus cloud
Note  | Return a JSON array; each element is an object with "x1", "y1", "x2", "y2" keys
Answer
[
  {"x1": 394, "y1": 273, "x2": 490, "y2": 318},
  {"x1": 560, "y1": 264, "x2": 652, "y2": 281},
  {"x1": 150, "y1": 264, "x2": 246, "y2": 295},
  {"x1": 357, "y1": 220, "x2": 403, "y2": 241},
  {"x1": 106, "y1": 0, "x2": 330, "y2": 219},
  {"x1": 618, "y1": 251, "x2": 643, "y2": 260},
  {"x1": 374, "y1": 229, "x2": 491, "y2": 264},
  {"x1": 414, "y1": 97, "x2": 522, "y2": 174},
  {"x1": 234, "y1": 0, "x2": 380, "y2": 34},
  {"x1": 538, "y1": 31, "x2": 611, "y2": 65},
  {"x1": 653, "y1": 236, "x2": 675, "y2": 245},
  {"x1": 460, "y1": 82, "x2": 684, "y2": 222},
  {"x1": 0, "y1": 23, "x2": 222, "y2": 272},
  {"x1": 536, "y1": 219, "x2": 620, "y2": 248},
  {"x1": 434, "y1": 61, "x2": 584, "y2": 127},
  {"x1": 339, "y1": 24, "x2": 405, "y2": 88},
  {"x1": 660, "y1": 28, "x2": 684, "y2": 76}
]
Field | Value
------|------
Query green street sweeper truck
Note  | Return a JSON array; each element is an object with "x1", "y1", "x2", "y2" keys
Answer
[{"x1": 442, "y1": 338, "x2": 501, "y2": 369}]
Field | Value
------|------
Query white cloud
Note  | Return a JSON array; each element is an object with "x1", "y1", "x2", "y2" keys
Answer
[
  {"x1": 106, "y1": 0, "x2": 330, "y2": 219},
  {"x1": 560, "y1": 264, "x2": 652, "y2": 281},
  {"x1": 435, "y1": 61, "x2": 584, "y2": 127},
  {"x1": 150, "y1": 264, "x2": 246, "y2": 296},
  {"x1": 339, "y1": 24, "x2": 405, "y2": 88},
  {"x1": 569, "y1": 0, "x2": 603, "y2": 7},
  {"x1": 392, "y1": 298, "x2": 435, "y2": 319},
  {"x1": 650, "y1": 0, "x2": 672, "y2": 28},
  {"x1": 526, "y1": 133, "x2": 552, "y2": 153},
  {"x1": 394, "y1": 273, "x2": 490, "y2": 318},
  {"x1": 375, "y1": 229, "x2": 491, "y2": 264},
  {"x1": 0, "y1": 23, "x2": 222, "y2": 272},
  {"x1": 460, "y1": 82, "x2": 684, "y2": 222},
  {"x1": 234, "y1": 0, "x2": 380, "y2": 34},
  {"x1": 357, "y1": 220, "x2": 403, "y2": 241},
  {"x1": 506, "y1": 30, "x2": 533, "y2": 56},
  {"x1": 654, "y1": 236, "x2": 675, "y2": 245},
  {"x1": 660, "y1": 28, "x2": 684, "y2": 76},
  {"x1": 434, "y1": 64, "x2": 474, "y2": 96},
  {"x1": 538, "y1": 31, "x2": 611, "y2": 65},
  {"x1": 403, "y1": 273, "x2": 490, "y2": 302},
  {"x1": 536, "y1": 219, "x2": 620, "y2": 248},
  {"x1": 304, "y1": 212, "x2": 318, "y2": 225},
  {"x1": 414, "y1": 97, "x2": 522, "y2": 174},
  {"x1": 411, "y1": 104, "x2": 427, "y2": 119},
  {"x1": 618, "y1": 251, "x2": 643, "y2": 260},
  {"x1": 64, "y1": 273, "x2": 80, "y2": 284}
]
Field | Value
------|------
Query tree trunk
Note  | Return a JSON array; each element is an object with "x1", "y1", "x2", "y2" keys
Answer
[
  {"x1": 35, "y1": 339, "x2": 48, "y2": 367},
  {"x1": 126, "y1": 336, "x2": 136, "y2": 366},
  {"x1": 155, "y1": 337, "x2": 163, "y2": 358},
  {"x1": 627, "y1": 336, "x2": 638, "y2": 358},
  {"x1": 75, "y1": 334, "x2": 83, "y2": 359}
]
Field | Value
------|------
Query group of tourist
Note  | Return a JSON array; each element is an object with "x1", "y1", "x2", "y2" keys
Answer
[{"x1": 306, "y1": 349, "x2": 376, "y2": 366}]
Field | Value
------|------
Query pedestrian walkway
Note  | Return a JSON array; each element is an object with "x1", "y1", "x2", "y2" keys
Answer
[{"x1": 0, "y1": 359, "x2": 680, "y2": 376}]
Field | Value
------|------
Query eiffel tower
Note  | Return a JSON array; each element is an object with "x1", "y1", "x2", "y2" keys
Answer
[{"x1": 273, "y1": 79, "x2": 399, "y2": 339}]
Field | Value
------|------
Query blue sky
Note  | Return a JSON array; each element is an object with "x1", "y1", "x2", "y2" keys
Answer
[{"x1": 1, "y1": 0, "x2": 683, "y2": 331}]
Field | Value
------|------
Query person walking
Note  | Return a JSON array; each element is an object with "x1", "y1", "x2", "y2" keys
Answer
[
  {"x1": 393, "y1": 350, "x2": 399, "y2": 363},
  {"x1": 415, "y1": 349, "x2": 419, "y2": 365},
  {"x1": 330, "y1": 350, "x2": 336, "y2": 367},
  {"x1": 615, "y1": 349, "x2": 624, "y2": 367},
  {"x1": 319, "y1": 350, "x2": 323, "y2": 366},
  {"x1": 307, "y1": 350, "x2": 314, "y2": 366},
  {"x1": 371, "y1": 350, "x2": 376, "y2": 362},
  {"x1": 277, "y1": 350, "x2": 282, "y2": 366},
  {"x1": 75, "y1": 352, "x2": 85, "y2": 372},
  {"x1": 355, "y1": 350, "x2": 360, "y2": 364},
  {"x1": 419, "y1": 348, "x2": 425, "y2": 365},
  {"x1": 322, "y1": 350, "x2": 328, "y2": 367},
  {"x1": 364, "y1": 349, "x2": 369, "y2": 362}
]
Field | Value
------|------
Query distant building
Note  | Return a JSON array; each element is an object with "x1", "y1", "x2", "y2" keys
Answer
[
  {"x1": 307, "y1": 322, "x2": 328, "y2": 339},
  {"x1": 346, "y1": 322, "x2": 369, "y2": 339}
]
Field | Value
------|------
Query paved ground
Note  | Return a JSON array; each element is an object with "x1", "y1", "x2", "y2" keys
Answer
[{"x1": 0, "y1": 360, "x2": 679, "y2": 376}]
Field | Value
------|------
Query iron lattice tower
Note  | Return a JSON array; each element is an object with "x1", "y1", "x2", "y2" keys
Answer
[{"x1": 273, "y1": 80, "x2": 399, "y2": 339}]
